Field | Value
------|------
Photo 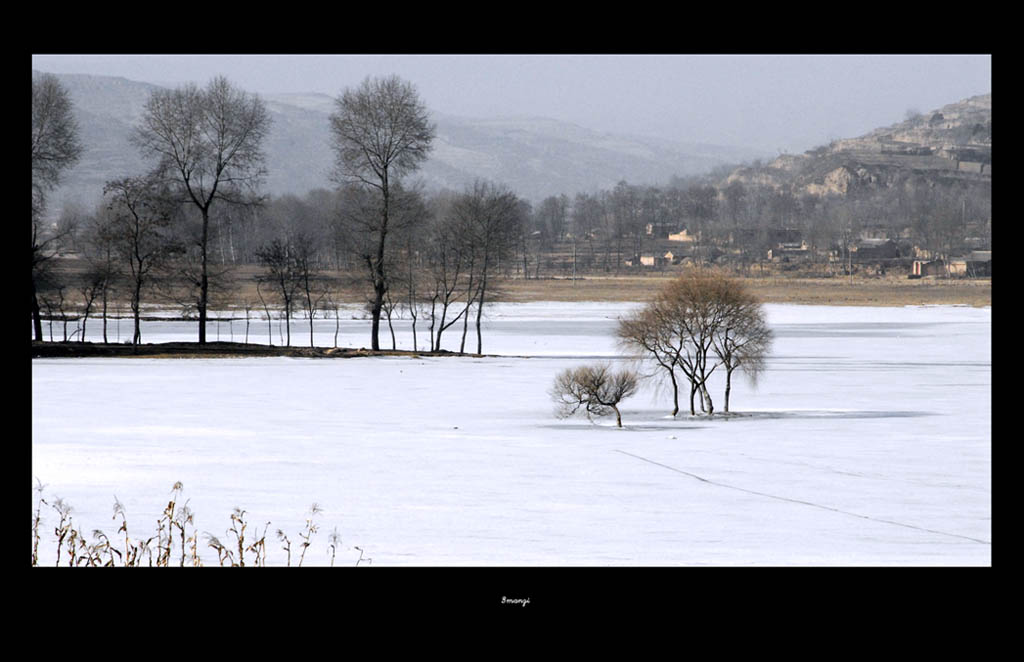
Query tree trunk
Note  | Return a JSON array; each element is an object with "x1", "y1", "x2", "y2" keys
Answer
[
  {"x1": 436, "y1": 307, "x2": 449, "y2": 352},
  {"x1": 459, "y1": 272, "x2": 476, "y2": 354},
  {"x1": 132, "y1": 282, "x2": 142, "y2": 345},
  {"x1": 668, "y1": 369, "x2": 679, "y2": 417},
  {"x1": 410, "y1": 309, "x2": 418, "y2": 352},
  {"x1": 308, "y1": 300, "x2": 315, "y2": 348},
  {"x1": 459, "y1": 295, "x2": 470, "y2": 354},
  {"x1": 702, "y1": 382, "x2": 714, "y2": 415},
  {"x1": 102, "y1": 288, "x2": 108, "y2": 344},
  {"x1": 724, "y1": 366, "x2": 733, "y2": 413},
  {"x1": 613, "y1": 405, "x2": 622, "y2": 428},
  {"x1": 427, "y1": 296, "x2": 437, "y2": 351},
  {"x1": 334, "y1": 305, "x2": 340, "y2": 348},
  {"x1": 257, "y1": 282, "x2": 272, "y2": 346},
  {"x1": 31, "y1": 278, "x2": 43, "y2": 342},
  {"x1": 387, "y1": 307, "x2": 397, "y2": 350},
  {"x1": 370, "y1": 172, "x2": 390, "y2": 351},
  {"x1": 475, "y1": 266, "x2": 488, "y2": 355},
  {"x1": 199, "y1": 209, "x2": 209, "y2": 344},
  {"x1": 285, "y1": 301, "x2": 291, "y2": 347}
]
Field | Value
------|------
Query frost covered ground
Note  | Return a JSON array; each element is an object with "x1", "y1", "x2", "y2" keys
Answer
[{"x1": 31, "y1": 303, "x2": 991, "y2": 566}]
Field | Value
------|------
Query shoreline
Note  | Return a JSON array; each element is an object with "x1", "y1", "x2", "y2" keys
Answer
[
  {"x1": 30, "y1": 340, "x2": 488, "y2": 360},
  {"x1": 496, "y1": 276, "x2": 991, "y2": 308}
]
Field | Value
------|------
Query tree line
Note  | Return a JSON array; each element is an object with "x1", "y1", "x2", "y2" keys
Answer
[
  {"x1": 31, "y1": 73, "x2": 527, "y2": 353},
  {"x1": 33, "y1": 72, "x2": 990, "y2": 350}
]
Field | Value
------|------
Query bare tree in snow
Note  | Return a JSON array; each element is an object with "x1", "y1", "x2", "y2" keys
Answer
[
  {"x1": 328, "y1": 74, "x2": 435, "y2": 351},
  {"x1": 133, "y1": 75, "x2": 271, "y2": 343},
  {"x1": 551, "y1": 363, "x2": 639, "y2": 428}
]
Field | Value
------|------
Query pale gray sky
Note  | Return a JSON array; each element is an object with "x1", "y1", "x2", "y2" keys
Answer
[{"x1": 31, "y1": 53, "x2": 991, "y2": 154}]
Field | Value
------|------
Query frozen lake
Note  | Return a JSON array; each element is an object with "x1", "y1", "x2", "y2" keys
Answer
[{"x1": 31, "y1": 302, "x2": 991, "y2": 566}]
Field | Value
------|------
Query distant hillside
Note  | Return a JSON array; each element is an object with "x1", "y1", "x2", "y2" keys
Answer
[
  {"x1": 33, "y1": 71, "x2": 768, "y2": 218},
  {"x1": 721, "y1": 93, "x2": 992, "y2": 197}
]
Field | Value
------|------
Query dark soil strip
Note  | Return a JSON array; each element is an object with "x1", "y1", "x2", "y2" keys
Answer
[{"x1": 31, "y1": 341, "x2": 470, "y2": 360}]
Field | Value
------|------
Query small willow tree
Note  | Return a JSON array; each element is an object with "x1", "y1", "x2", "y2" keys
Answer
[
  {"x1": 618, "y1": 269, "x2": 772, "y2": 416},
  {"x1": 551, "y1": 363, "x2": 639, "y2": 428},
  {"x1": 708, "y1": 279, "x2": 773, "y2": 413}
]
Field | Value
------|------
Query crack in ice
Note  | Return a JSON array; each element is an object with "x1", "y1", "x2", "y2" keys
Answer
[{"x1": 613, "y1": 449, "x2": 991, "y2": 546}]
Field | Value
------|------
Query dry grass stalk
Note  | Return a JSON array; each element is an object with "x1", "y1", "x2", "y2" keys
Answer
[
  {"x1": 228, "y1": 508, "x2": 248, "y2": 567},
  {"x1": 276, "y1": 529, "x2": 292, "y2": 567},
  {"x1": 297, "y1": 503, "x2": 321, "y2": 567},
  {"x1": 32, "y1": 479, "x2": 47, "y2": 566},
  {"x1": 32, "y1": 483, "x2": 363, "y2": 567},
  {"x1": 50, "y1": 497, "x2": 73, "y2": 567},
  {"x1": 328, "y1": 527, "x2": 341, "y2": 567},
  {"x1": 246, "y1": 521, "x2": 271, "y2": 567}
]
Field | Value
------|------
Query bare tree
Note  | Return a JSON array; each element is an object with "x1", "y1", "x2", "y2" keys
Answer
[
  {"x1": 78, "y1": 205, "x2": 122, "y2": 342},
  {"x1": 103, "y1": 175, "x2": 180, "y2": 345},
  {"x1": 291, "y1": 231, "x2": 328, "y2": 348},
  {"x1": 255, "y1": 277, "x2": 275, "y2": 346},
  {"x1": 710, "y1": 285, "x2": 773, "y2": 413},
  {"x1": 684, "y1": 184, "x2": 718, "y2": 266},
  {"x1": 39, "y1": 284, "x2": 72, "y2": 342},
  {"x1": 133, "y1": 76, "x2": 271, "y2": 343},
  {"x1": 75, "y1": 207, "x2": 121, "y2": 343},
  {"x1": 449, "y1": 181, "x2": 521, "y2": 355},
  {"x1": 551, "y1": 363, "x2": 639, "y2": 428},
  {"x1": 617, "y1": 305, "x2": 687, "y2": 417},
  {"x1": 328, "y1": 75, "x2": 435, "y2": 351},
  {"x1": 618, "y1": 283, "x2": 707, "y2": 416},
  {"x1": 32, "y1": 73, "x2": 83, "y2": 214},
  {"x1": 400, "y1": 230, "x2": 426, "y2": 352},
  {"x1": 423, "y1": 193, "x2": 470, "y2": 352},
  {"x1": 536, "y1": 194, "x2": 570, "y2": 278},
  {"x1": 619, "y1": 270, "x2": 771, "y2": 416},
  {"x1": 658, "y1": 272, "x2": 725, "y2": 414},
  {"x1": 32, "y1": 73, "x2": 83, "y2": 341},
  {"x1": 255, "y1": 239, "x2": 301, "y2": 347},
  {"x1": 609, "y1": 181, "x2": 641, "y2": 273}
]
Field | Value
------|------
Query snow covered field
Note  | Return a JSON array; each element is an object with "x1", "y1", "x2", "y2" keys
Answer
[{"x1": 31, "y1": 303, "x2": 991, "y2": 566}]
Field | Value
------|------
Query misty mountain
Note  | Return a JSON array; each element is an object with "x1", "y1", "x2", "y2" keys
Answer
[{"x1": 33, "y1": 71, "x2": 769, "y2": 217}]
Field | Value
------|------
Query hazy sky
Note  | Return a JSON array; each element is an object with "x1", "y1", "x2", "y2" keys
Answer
[{"x1": 31, "y1": 54, "x2": 991, "y2": 154}]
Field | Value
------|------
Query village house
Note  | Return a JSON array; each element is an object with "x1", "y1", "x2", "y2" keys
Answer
[
  {"x1": 912, "y1": 251, "x2": 990, "y2": 278},
  {"x1": 851, "y1": 238, "x2": 900, "y2": 262},
  {"x1": 767, "y1": 240, "x2": 810, "y2": 263},
  {"x1": 624, "y1": 254, "x2": 670, "y2": 268},
  {"x1": 645, "y1": 222, "x2": 675, "y2": 239},
  {"x1": 911, "y1": 258, "x2": 947, "y2": 277},
  {"x1": 667, "y1": 228, "x2": 698, "y2": 242},
  {"x1": 948, "y1": 250, "x2": 992, "y2": 277}
]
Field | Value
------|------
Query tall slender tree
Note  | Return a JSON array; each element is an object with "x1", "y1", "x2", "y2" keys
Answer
[
  {"x1": 255, "y1": 238, "x2": 301, "y2": 347},
  {"x1": 103, "y1": 175, "x2": 179, "y2": 345},
  {"x1": 133, "y1": 76, "x2": 271, "y2": 343},
  {"x1": 328, "y1": 75, "x2": 435, "y2": 351},
  {"x1": 450, "y1": 180, "x2": 521, "y2": 355},
  {"x1": 32, "y1": 73, "x2": 83, "y2": 341}
]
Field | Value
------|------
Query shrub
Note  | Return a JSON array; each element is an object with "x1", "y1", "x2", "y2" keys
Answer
[{"x1": 551, "y1": 363, "x2": 638, "y2": 428}]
